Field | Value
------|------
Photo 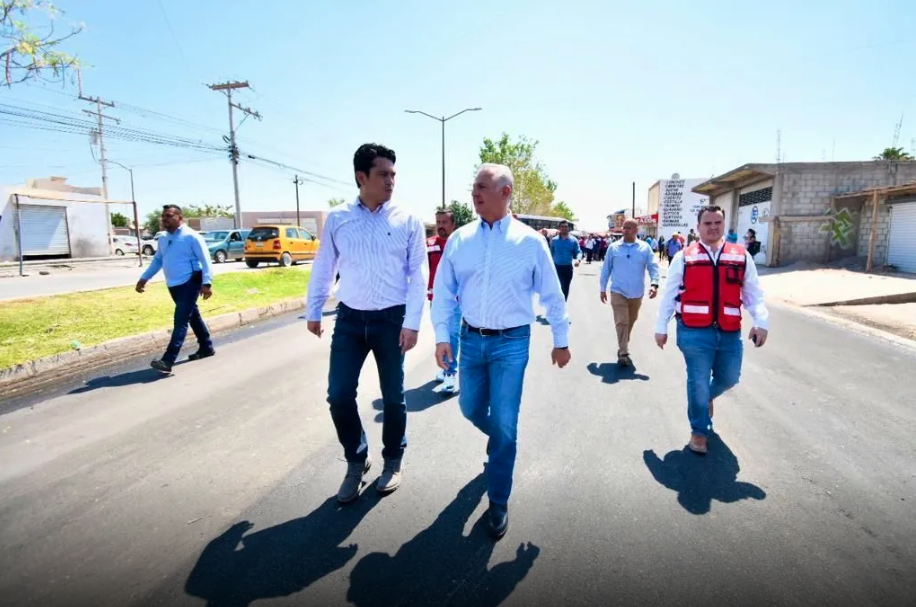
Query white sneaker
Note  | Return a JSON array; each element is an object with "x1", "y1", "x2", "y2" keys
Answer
[
  {"x1": 441, "y1": 373, "x2": 459, "y2": 394},
  {"x1": 435, "y1": 370, "x2": 446, "y2": 383}
]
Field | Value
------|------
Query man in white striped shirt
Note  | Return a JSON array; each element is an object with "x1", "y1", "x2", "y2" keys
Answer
[
  {"x1": 432, "y1": 163, "x2": 572, "y2": 539},
  {"x1": 305, "y1": 143, "x2": 428, "y2": 503}
]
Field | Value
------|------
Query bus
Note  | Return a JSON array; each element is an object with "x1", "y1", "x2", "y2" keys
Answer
[{"x1": 512, "y1": 213, "x2": 575, "y2": 232}]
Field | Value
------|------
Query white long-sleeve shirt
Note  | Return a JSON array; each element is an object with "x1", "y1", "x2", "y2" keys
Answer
[
  {"x1": 305, "y1": 198, "x2": 428, "y2": 331},
  {"x1": 431, "y1": 215, "x2": 570, "y2": 347},
  {"x1": 655, "y1": 241, "x2": 769, "y2": 335}
]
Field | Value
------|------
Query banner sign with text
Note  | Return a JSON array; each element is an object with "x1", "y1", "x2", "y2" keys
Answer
[{"x1": 658, "y1": 178, "x2": 708, "y2": 233}]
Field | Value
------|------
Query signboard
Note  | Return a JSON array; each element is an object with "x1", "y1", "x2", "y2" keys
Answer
[{"x1": 658, "y1": 178, "x2": 708, "y2": 233}]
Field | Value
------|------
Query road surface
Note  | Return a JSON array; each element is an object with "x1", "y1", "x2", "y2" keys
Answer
[
  {"x1": 0, "y1": 260, "x2": 311, "y2": 301},
  {"x1": 0, "y1": 265, "x2": 914, "y2": 607}
]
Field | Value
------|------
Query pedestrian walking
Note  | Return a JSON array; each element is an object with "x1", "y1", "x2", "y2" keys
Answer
[
  {"x1": 666, "y1": 234, "x2": 683, "y2": 266},
  {"x1": 427, "y1": 208, "x2": 461, "y2": 394},
  {"x1": 305, "y1": 143, "x2": 428, "y2": 503},
  {"x1": 655, "y1": 205, "x2": 769, "y2": 454},
  {"x1": 136, "y1": 204, "x2": 214, "y2": 374},
  {"x1": 432, "y1": 163, "x2": 572, "y2": 540},
  {"x1": 549, "y1": 220, "x2": 581, "y2": 301},
  {"x1": 584, "y1": 235, "x2": 596, "y2": 264},
  {"x1": 599, "y1": 218, "x2": 660, "y2": 367}
]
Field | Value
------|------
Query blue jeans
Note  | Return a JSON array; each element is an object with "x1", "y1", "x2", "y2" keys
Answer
[
  {"x1": 458, "y1": 324, "x2": 530, "y2": 505},
  {"x1": 328, "y1": 303, "x2": 406, "y2": 463},
  {"x1": 163, "y1": 272, "x2": 212, "y2": 364},
  {"x1": 431, "y1": 301, "x2": 462, "y2": 375},
  {"x1": 676, "y1": 322, "x2": 743, "y2": 436}
]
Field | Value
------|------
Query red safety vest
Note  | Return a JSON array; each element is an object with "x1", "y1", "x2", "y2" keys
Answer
[
  {"x1": 426, "y1": 235, "x2": 447, "y2": 301},
  {"x1": 677, "y1": 242, "x2": 747, "y2": 331}
]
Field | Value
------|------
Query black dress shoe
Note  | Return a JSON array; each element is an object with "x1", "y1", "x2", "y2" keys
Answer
[
  {"x1": 488, "y1": 502, "x2": 509, "y2": 540},
  {"x1": 188, "y1": 349, "x2": 216, "y2": 361},
  {"x1": 150, "y1": 359, "x2": 173, "y2": 374}
]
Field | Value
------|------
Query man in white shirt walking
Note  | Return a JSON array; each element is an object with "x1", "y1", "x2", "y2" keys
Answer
[
  {"x1": 432, "y1": 163, "x2": 572, "y2": 540},
  {"x1": 305, "y1": 143, "x2": 428, "y2": 503},
  {"x1": 655, "y1": 205, "x2": 769, "y2": 454}
]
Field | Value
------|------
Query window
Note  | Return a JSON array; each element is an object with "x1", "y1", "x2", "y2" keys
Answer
[
  {"x1": 230, "y1": 232, "x2": 240, "y2": 241},
  {"x1": 286, "y1": 228, "x2": 298, "y2": 239},
  {"x1": 739, "y1": 187, "x2": 772, "y2": 207},
  {"x1": 298, "y1": 229, "x2": 313, "y2": 241},
  {"x1": 248, "y1": 227, "x2": 279, "y2": 241}
]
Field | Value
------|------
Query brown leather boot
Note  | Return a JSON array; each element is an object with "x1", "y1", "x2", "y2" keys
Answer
[{"x1": 688, "y1": 434, "x2": 708, "y2": 455}]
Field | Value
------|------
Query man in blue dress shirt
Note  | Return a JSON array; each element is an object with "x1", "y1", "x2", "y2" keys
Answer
[
  {"x1": 135, "y1": 204, "x2": 215, "y2": 374},
  {"x1": 305, "y1": 143, "x2": 428, "y2": 504},
  {"x1": 432, "y1": 163, "x2": 572, "y2": 540},
  {"x1": 599, "y1": 218, "x2": 660, "y2": 367},
  {"x1": 549, "y1": 220, "x2": 581, "y2": 300}
]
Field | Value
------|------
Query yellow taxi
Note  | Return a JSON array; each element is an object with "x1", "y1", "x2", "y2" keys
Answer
[{"x1": 244, "y1": 225, "x2": 319, "y2": 268}]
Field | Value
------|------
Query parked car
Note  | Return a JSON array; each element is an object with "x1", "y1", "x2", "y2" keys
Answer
[
  {"x1": 112, "y1": 237, "x2": 139, "y2": 256},
  {"x1": 205, "y1": 229, "x2": 251, "y2": 263},
  {"x1": 243, "y1": 225, "x2": 319, "y2": 268},
  {"x1": 140, "y1": 231, "x2": 166, "y2": 256}
]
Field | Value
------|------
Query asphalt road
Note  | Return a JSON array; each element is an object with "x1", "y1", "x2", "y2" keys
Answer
[
  {"x1": 1, "y1": 265, "x2": 914, "y2": 607},
  {"x1": 0, "y1": 260, "x2": 309, "y2": 301}
]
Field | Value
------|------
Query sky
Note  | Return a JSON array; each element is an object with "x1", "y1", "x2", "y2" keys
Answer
[{"x1": 2, "y1": 0, "x2": 916, "y2": 231}]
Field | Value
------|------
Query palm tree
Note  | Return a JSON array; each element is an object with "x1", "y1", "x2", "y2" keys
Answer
[{"x1": 873, "y1": 147, "x2": 914, "y2": 161}]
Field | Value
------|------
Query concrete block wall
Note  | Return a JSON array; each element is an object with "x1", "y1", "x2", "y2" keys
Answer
[
  {"x1": 775, "y1": 161, "x2": 916, "y2": 265},
  {"x1": 856, "y1": 203, "x2": 892, "y2": 264}
]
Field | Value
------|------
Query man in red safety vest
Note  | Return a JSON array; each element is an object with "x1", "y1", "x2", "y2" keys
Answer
[
  {"x1": 427, "y1": 209, "x2": 460, "y2": 394},
  {"x1": 654, "y1": 205, "x2": 770, "y2": 454}
]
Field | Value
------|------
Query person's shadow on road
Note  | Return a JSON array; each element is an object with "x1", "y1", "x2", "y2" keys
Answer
[
  {"x1": 67, "y1": 364, "x2": 188, "y2": 394},
  {"x1": 372, "y1": 379, "x2": 455, "y2": 422},
  {"x1": 184, "y1": 494, "x2": 381, "y2": 607},
  {"x1": 586, "y1": 362, "x2": 649, "y2": 384},
  {"x1": 642, "y1": 433, "x2": 766, "y2": 515},
  {"x1": 347, "y1": 469, "x2": 540, "y2": 607}
]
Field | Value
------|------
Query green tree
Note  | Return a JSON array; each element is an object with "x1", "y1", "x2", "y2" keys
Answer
[
  {"x1": 446, "y1": 200, "x2": 474, "y2": 227},
  {"x1": 550, "y1": 201, "x2": 576, "y2": 221},
  {"x1": 180, "y1": 203, "x2": 233, "y2": 218},
  {"x1": 874, "y1": 147, "x2": 914, "y2": 161},
  {"x1": 1, "y1": 1, "x2": 82, "y2": 87},
  {"x1": 142, "y1": 210, "x2": 161, "y2": 236},
  {"x1": 477, "y1": 133, "x2": 557, "y2": 216},
  {"x1": 110, "y1": 211, "x2": 128, "y2": 228},
  {"x1": 328, "y1": 197, "x2": 345, "y2": 208}
]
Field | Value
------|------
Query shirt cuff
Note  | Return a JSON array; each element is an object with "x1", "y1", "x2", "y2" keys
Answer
[
  {"x1": 434, "y1": 324, "x2": 451, "y2": 344},
  {"x1": 751, "y1": 317, "x2": 769, "y2": 331},
  {"x1": 551, "y1": 326, "x2": 569, "y2": 348},
  {"x1": 654, "y1": 318, "x2": 671, "y2": 335}
]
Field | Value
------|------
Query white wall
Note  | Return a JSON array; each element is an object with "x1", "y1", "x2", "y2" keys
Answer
[{"x1": 0, "y1": 192, "x2": 110, "y2": 261}]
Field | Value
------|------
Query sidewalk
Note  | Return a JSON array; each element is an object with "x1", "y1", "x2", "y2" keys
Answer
[{"x1": 759, "y1": 262, "x2": 916, "y2": 342}]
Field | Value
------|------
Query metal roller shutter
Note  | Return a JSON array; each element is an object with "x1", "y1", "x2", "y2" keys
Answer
[
  {"x1": 19, "y1": 205, "x2": 71, "y2": 256},
  {"x1": 887, "y1": 202, "x2": 916, "y2": 273}
]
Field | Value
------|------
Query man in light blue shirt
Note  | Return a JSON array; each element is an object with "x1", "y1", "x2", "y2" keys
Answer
[
  {"x1": 432, "y1": 163, "x2": 571, "y2": 540},
  {"x1": 136, "y1": 204, "x2": 214, "y2": 373},
  {"x1": 599, "y1": 218, "x2": 660, "y2": 367},
  {"x1": 549, "y1": 220, "x2": 581, "y2": 300}
]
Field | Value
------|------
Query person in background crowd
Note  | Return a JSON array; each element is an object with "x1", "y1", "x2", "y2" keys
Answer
[
  {"x1": 136, "y1": 204, "x2": 214, "y2": 374},
  {"x1": 584, "y1": 235, "x2": 596, "y2": 264},
  {"x1": 550, "y1": 220, "x2": 581, "y2": 301},
  {"x1": 427, "y1": 209, "x2": 461, "y2": 394},
  {"x1": 726, "y1": 228, "x2": 739, "y2": 244},
  {"x1": 655, "y1": 205, "x2": 769, "y2": 455},
  {"x1": 745, "y1": 228, "x2": 761, "y2": 257},
  {"x1": 658, "y1": 235, "x2": 667, "y2": 261},
  {"x1": 432, "y1": 163, "x2": 572, "y2": 540},
  {"x1": 305, "y1": 143, "x2": 427, "y2": 504},
  {"x1": 599, "y1": 218, "x2": 660, "y2": 367},
  {"x1": 666, "y1": 233, "x2": 683, "y2": 265},
  {"x1": 687, "y1": 229, "x2": 698, "y2": 244},
  {"x1": 599, "y1": 236, "x2": 609, "y2": 262}
]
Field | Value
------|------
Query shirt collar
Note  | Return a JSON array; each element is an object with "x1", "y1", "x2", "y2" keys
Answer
[
  {"x1": 356, "y1": 197, "x2": 393, "y2": 215},
  {"x1": 478, "y1": 213, "x2": 512, "y2": 233}
]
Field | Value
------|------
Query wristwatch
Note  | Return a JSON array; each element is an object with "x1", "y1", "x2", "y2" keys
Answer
[{"x1": 650, "y1": 284, "x2": 659, "y2": 288}]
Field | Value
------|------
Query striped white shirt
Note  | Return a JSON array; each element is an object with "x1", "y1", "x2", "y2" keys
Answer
[
  {"x1": 305, "y1": 198, "x2": 428, "y2": 331},
  {"x1": 431, "y1": 215, "x2": 570, "y2": 347}
]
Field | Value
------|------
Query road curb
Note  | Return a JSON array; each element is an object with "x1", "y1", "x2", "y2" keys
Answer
[{"x1": 0, "y1": 297, "x2": 307, "y2": 395}]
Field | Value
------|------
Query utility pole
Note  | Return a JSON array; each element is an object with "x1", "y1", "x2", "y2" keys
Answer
[
  {"x1": 81, "y1": 94, "x2": 118, "y2": 251},
  {"x1": 208, "y1": 81, "x2": 262, "y2": 229},
  {"x1": 632, "y1": 181, "x2": 636, "y2": 217},
  {"x1": 293, "y1": 175, "x2": 304, "y2": 228}
]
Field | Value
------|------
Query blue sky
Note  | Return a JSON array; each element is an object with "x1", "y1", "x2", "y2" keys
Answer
[{"x1": 2, "y1": 0, "x2": 915, "y2": 230}]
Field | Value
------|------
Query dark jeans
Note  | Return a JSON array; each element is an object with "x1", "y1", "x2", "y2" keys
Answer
[
  {"x1": 163, "y1": 272, "x2": 212, "y2": 364},
  {"x1": 328, "y1": 302, "x2": 407, "y2": 463},
  {"x1": 555, "y1": 264, "x2": 574, "y2": 300}
]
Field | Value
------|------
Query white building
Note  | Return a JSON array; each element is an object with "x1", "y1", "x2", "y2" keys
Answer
[{"x1": 0, "y1": 177, "x2": 125, "y2": 262}]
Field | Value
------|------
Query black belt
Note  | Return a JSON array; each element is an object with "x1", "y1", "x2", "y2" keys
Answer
[{"x1": 463, "y1": 321, "x2": 525, "y2": 336}]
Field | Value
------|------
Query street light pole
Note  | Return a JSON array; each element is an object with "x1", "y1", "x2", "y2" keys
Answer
[
  {"x1": 293, "y1": 175, "x2": 304, "y2": 227},
  {"x1": 110, "y1": 160, "x2": 142, "y2": 268},
  {"x1": 405, "y1": 107, "x2": 482, "y2": 209}
]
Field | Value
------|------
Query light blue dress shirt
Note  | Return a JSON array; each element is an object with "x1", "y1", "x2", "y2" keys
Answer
[
  {"x1": 140, "y1": 224, "x2": 213, "y2": 287},
  {"x1": 432, "y1": 215, "x2": 570, "y2": 348},
  {"x1": 599, "y1": 239, "x2": 660, "y2": 299},
  {"x1": 550, "y1": 235, "x2": 581, "y2": 266},
  {"x1": 305, "y1": 198, "x2": 428, "y2": 331}
]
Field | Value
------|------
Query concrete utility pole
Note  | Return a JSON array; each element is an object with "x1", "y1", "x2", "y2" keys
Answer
[
  {"x1": 81, "y1": 94, "x2": 118, "y2": 251},
  {"x1": 208, "y1": 81, "x2": 262, "y2": 229},
  {"x1": 293, "y1": 175, "x2": 304, "y2": 228}
]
